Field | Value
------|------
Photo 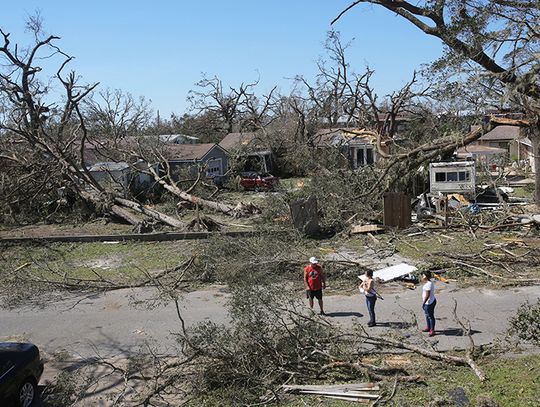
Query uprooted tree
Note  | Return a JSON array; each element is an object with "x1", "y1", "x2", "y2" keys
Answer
[{"x1": 334, "y1": 0, "x2": 540, "y2": 203}]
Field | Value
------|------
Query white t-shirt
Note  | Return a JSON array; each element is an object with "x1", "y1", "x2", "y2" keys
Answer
[{"x1": 423, "y1": 281, "x2": 436, "y2": 305}]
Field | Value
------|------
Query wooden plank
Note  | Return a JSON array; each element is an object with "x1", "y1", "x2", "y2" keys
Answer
[
  {"x1": 0, "y1": 230, "x2": 285, "y2": 244},
  {"x1": 318, "y1": 395, "x2": 371, "y2": 403},
  {"x1": 283, "y1": 383, "x2": 379, "y2": 391},
  {"x1": 351, "y1": 224, "x2": 385, "y2": 234},
  {"x1": 299, "y1": 390, "x2": 379, "y2": 399}
]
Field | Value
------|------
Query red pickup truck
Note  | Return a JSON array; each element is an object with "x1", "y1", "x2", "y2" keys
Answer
[{"x1": 239, "y1": 172, "x2": 279, "y2": 191}]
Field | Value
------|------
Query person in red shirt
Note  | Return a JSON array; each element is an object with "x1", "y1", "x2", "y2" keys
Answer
[{"x1": 304, "y1": 256, "x2": 326, "y2": 315}]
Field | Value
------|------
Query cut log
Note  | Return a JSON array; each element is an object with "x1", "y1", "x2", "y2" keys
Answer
[{"x1": 114, "y1": 197, "x2": 186, "y2": 229}]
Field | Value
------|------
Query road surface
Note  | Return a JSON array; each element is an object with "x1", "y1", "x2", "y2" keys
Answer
[{"x1": 2, "y1": 283, "x2": 538, "y2": 359}]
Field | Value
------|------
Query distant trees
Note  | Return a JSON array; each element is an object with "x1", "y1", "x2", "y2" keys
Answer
[
  {"x1": 186, "y1": 75, "x2": 277, "y2": 136},
  {"x1": 84, "y1": 88, "x2": 153, "y2": 140}
]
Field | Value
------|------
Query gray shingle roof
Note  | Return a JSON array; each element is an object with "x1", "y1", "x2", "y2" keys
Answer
[{"x1": 479, "y1": 125, "x2": 522, "y2": 141}]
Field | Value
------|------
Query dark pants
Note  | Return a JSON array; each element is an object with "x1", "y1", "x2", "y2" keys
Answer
[
  {"x1": 423, "y1": 299, "x2": 437, "y2": 331},
  {"x1": 365, "y1": 295, "x2": 377, "y2": 324}
]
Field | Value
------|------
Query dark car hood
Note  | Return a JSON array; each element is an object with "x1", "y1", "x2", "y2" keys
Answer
[
  {"x1": 0, "y1": 343, "x2": 39, "y2": 367},
  {"x1": 0, "y1": 343, "x2": 35, "y2": 355}
]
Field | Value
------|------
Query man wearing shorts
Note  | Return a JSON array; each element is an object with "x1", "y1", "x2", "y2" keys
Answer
[{"x1": 304, "y1": 256, "x2": 326, "y2": 315}]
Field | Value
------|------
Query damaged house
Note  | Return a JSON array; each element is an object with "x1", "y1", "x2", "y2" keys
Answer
[
  {"x1": 82, "y1": 138, "x2": 228, "y2": 195},
  {"x1": 314, "y1": 128, "x2": 390, "y2": 169},
  {"x1": 219, "y1": 131, "x2": 273, "y2": 174}
]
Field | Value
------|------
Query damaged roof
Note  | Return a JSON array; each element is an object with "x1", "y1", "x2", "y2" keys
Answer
[
  {"x1": 163, "y1": 143, "x2": 224, "y2": 161},
  {"x1": 219, "y1": 132, "x2": 264, "y2": 151},
  {"x1": 479, "y1": 125, "x2": 522, "y2": 141},
  {"x1": 456, "y1": 144, "x2": 507, "y2": 156}
]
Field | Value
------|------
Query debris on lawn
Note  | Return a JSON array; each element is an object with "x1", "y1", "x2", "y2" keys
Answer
[
  {"x1": 186, "y1": 215, "x2": 224, "y2": 232},
  {"x1": 359, "y1": 263, "x2": 418, "y2": 283},
  {"x1": 282, "y1": 382, "x2": 380, "y2": 403},
  {"x1": 351, "y1": 224, "x2": 385, "y2": 234}
]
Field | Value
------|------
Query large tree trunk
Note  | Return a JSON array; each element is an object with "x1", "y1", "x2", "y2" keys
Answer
[
  {"x1": 147, "y1": 167, "x2": 247, "y2": 217},
  {"x1": 80, "y1": 189, "x2": 185, "y2": 229},
  {"x1": 110, "y1": 204, "x2": 144, "y2": 226},
  {"x1": 114, "y1": 197, "x2": 186, "y2": 229}
]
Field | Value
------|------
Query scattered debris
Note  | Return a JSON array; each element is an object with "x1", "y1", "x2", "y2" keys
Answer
[
  {"x1": 360, "y1": 263, "x2": 418, "y2": 283},
  {"x1": 186, "y1": 215, "x2": 223, "y2": 232},
  {"x1": 282, "y1": 382, "x2": 380, "y2": 403},
  {"x1": 351, "y1": 224, "x2": 385, "y2": 234}
]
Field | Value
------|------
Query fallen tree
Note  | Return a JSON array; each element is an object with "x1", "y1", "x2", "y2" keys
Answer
[{"x1": 144, "y1": 160, "x2": 260, "y2": 218}]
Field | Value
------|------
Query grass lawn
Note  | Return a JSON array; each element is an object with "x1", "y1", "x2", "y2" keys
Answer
[
  {"x1": 0, "y1": 240, "x2": 194, "y2": 282},
  {"x1": 282, "y1": 354, "x2": 540, "y2": 406}
]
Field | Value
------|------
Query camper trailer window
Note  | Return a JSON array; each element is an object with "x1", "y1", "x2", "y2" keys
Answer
[
  {"x1": 446, "y1": 172, "x2": 458, "y2": 181},
  {"x1": 458, "y1": 171, "x2": 470, "y2": 181},
  {"x1": 435, "y1": 172, "x2": 446, "y2": 182}
]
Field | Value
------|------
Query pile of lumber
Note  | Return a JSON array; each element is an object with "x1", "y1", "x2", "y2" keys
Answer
[{"x1": 282, "y1": 382, "x2": 380, "y2": 403}]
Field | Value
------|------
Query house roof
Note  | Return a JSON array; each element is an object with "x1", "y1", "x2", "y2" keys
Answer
[
  {"x1": 456, "y1": 145, "x2": 507, "y2": 156},
  {"x1": 479, "y1": 125, "x2": 522, "y2": 141},
  {"x1": 163, "y1": 143, "x2": 223, "y2": 161},
  {"x1": 219, "y1": 132, "x2": 262, "y2": 151}
]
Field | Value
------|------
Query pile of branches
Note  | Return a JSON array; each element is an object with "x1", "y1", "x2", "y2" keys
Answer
[
  {"x1": 132, "y1": 285, "x2": 420, "y2": 406},
  {"x1": 435, "y1": 241, "x2": 540, "y2": 285}
]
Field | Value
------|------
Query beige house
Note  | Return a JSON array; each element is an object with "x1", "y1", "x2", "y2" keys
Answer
[{"x1": 314, "y1": 128, "x2": 391, "y2": 169}]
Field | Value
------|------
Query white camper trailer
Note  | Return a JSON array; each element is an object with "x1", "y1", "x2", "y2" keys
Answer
[{"x1": 429, "y1": 161, "x2": 476, "y2": 195}]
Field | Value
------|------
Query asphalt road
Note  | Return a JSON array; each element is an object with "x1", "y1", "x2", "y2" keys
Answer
[{"x1": 1, "y1": 282, "x2": 539, "y2": 360}]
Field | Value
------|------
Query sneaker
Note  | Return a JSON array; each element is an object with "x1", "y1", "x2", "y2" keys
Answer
[
  {"x1": 367, "y1": 322, "x2": 376, "y2": 327},
  {"x1": 421, "y1": 327, "x2": 430, "y2": 332},
  {"x1": 428, "y1": 330, "x2": 435, "y2": 337},
  {"x1": 319, "y1": 311, "x2": 326, "y2": 316}
]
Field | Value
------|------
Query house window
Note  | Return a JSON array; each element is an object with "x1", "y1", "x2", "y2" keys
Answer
[{"x1": 355, "y1": 145, "x2": 375, "y2": 168}]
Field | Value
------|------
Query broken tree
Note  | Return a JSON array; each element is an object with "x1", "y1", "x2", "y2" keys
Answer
[{"x1": 0, "y1": 24, "x2": 182, "y2": 229}]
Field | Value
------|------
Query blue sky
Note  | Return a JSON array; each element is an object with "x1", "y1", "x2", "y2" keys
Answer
[{"x1": 3, "y1": 1, "x2": 443, "y2": 117}]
